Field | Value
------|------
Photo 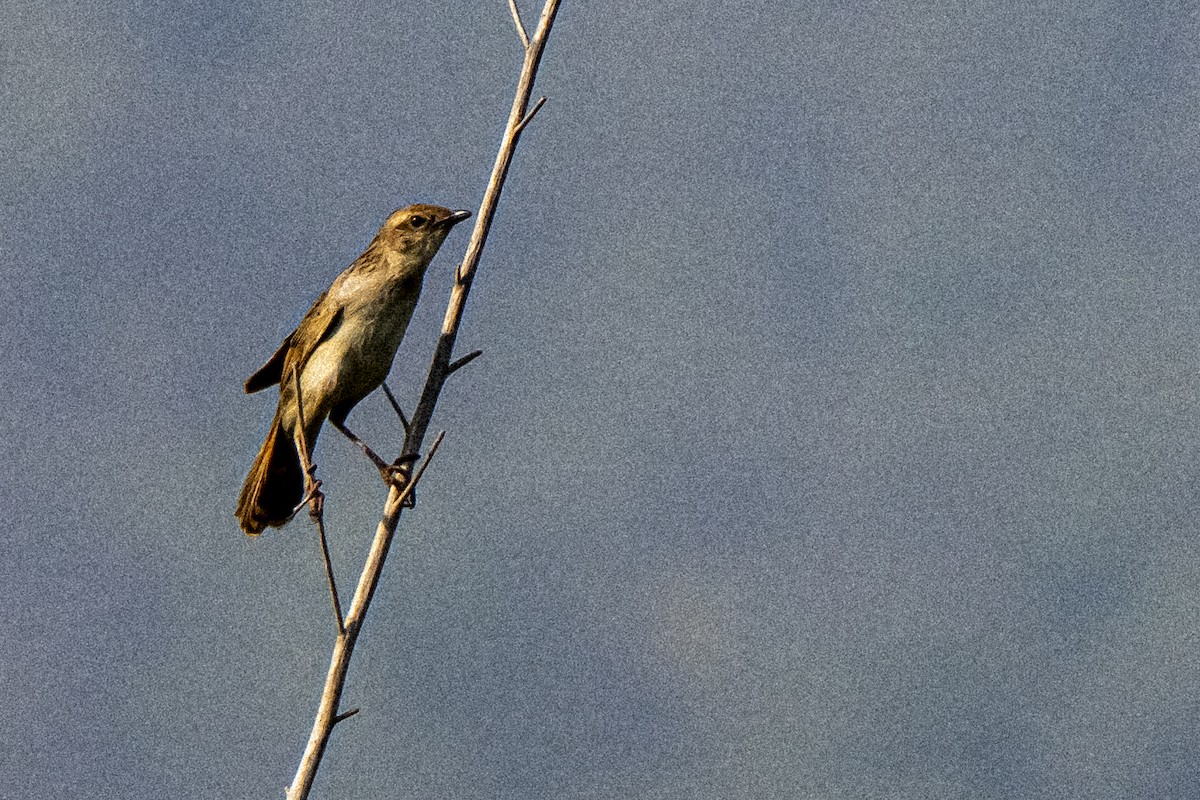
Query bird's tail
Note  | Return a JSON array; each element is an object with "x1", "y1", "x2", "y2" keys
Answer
[{"x1": 235, "y1": 417, "x2": 303, "y2": 535}]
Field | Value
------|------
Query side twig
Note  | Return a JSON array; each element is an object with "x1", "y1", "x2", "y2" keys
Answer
[
  {"x1": 508, "y1": 0, "x2": 529, "y2": 47},
  {"x1": 332, "y1": 708, "x2": 360, "y2": 725},
  {"x1": 514, "y1": 96, "x2": 547, "y2": 135},
  {"x1": 447, "y1": 349, "x2": 484, "y2": 375}
]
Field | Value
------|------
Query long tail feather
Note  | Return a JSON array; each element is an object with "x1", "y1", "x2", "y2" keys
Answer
[{"x1": 235, "y1": 417, "x2": 303, "y2": 535}]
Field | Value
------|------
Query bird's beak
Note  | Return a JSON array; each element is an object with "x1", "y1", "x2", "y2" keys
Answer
[{"x1": 438, "y1": 210, "x2": 472, "y2": 229}]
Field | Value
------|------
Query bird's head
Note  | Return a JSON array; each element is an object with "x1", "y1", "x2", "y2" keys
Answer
[{"x1": 378, "y1": 204, "x2": 472, "y2": 262}]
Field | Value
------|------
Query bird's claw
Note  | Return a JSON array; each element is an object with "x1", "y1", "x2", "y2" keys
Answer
[
  {"x1": 294, "y1": 479, "x2": 325, "y2": 520},
  {"x1": 383, "y1": 454, "x2": 420, "y2": 508}
]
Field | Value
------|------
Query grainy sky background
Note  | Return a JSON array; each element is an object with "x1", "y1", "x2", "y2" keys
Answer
[{"x1": 4, "y1": 1, "x2": 1200, "y2": 798}]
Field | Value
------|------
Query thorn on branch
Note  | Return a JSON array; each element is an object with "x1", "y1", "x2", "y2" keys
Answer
[
  {"x1": 515, "y1": 96, "x2": 548, "y2": 135},
  {"x1": 381, "y1": 383, "x2": 411, "y2": 435},
  {"x1": 333, "y1": 708, "x2": 361, "y2": 725},
  {"x1": 508, "y1": 0, "x2": 530, "y2": 48},
  {"x1": 447, "y1": 349, "x2": 483, "y2": 375}
]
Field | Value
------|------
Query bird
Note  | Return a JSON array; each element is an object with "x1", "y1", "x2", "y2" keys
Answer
[{"x1": 235, "y1": 204, "x2": 471, "y2": 535}]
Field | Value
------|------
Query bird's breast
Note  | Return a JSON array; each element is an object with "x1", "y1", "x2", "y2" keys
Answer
[{"x1": 301, "y1": 273, "x2": 423, "y2": 413}]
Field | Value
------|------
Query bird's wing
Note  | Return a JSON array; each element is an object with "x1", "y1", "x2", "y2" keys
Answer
[
  {"x1": 244, "y1": 331, "x2": 294, "y2": 393},
  {"x1": 243, "y1": 290, "x2": 344, "y2": 394}
]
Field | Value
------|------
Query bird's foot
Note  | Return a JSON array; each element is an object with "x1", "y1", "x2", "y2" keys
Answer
[
  {"x1": 331, "y1": 420, "x2": 417, "y2": 507},
  {"x1": 384, "y1": 454, "x2": 420, "y2": 508},
  {"x1": 294, "y1": 478, "x2": 325, "y2": 520}
]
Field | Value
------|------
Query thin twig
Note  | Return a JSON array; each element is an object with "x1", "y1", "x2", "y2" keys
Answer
[
  {"x1": 381, "y1": 382, "x2": 411, "y2": 434},
  {"x1": 332, "y1": 708, "x2": 360, "y2": 725},
  {"x1": 514, "y1": 95, "x2": 547, "y2": 135},
  {"x1": 447, "y1": 349, "x2": 484, "y2": 375},
  {"x1": 292, "y1": 366, "x2": 345, "y2": 634},
  {"x1": 508, "y1": 0, "x2": 529, "y2": 47}
]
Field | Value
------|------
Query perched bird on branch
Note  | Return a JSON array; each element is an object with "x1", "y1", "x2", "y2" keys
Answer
[{"x1": 235, "y1": 204, "x2": 471, "y2": 535}]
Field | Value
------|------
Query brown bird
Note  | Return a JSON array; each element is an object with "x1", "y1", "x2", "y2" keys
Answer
[{"x1": 235, "y1": 204, "x2": 471, "y2": 535}]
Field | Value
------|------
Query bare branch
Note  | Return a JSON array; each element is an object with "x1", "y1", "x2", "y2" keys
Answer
[
  {"x1": 292, "y1": 366, "x2": 344, "y2": 634},
  {"x1": 508, "y1": 0, "x2": 529, "y2": 47},
  {"x1": 447, "y1": 349, "x2": 483, "y2": 375}
]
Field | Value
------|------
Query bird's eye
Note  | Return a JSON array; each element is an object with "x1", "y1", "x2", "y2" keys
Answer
[{"x1": 410, "y1": 215, "x2": 427, "y2": 229}]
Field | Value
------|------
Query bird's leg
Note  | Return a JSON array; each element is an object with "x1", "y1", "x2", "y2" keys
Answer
[
  {"x1": 298, "y1": 464, "x2": 324, "y2": 521},
  {"x1": 330, "y1": 419, "x2": 419, "y2": 508},
  {"x1": 298, "y1": 477, "x2": 324, "y2": 521},
  {"x1": 330, "y1": 419, "x2": 390, "y2": 472},
  {"x1": 381, "y1": 383, "x2": 411, "y2": 436},
  {"x1": 286, "y1": 365, "x2": 325, "y2": 522},
  {"x1": 292, "y1": 433, "x2": 324, "y2": 521}
]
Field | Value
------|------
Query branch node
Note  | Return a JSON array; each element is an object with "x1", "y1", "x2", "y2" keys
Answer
[
  {"x1": 333, "y1": 708, "x2": 361, "y2": 725},
  {"x1": 515, "y1": 96, "x2": 548, "y2": 135},
  {"x1": 447, "y1": 349, "x2": 484, "y2": 375}
]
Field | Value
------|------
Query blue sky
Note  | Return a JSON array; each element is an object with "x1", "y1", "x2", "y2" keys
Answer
[{"x1": 3, "y1": 1, "x2": 1200, "y2": 797}]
